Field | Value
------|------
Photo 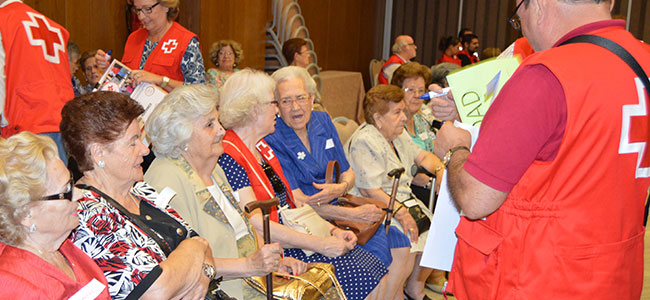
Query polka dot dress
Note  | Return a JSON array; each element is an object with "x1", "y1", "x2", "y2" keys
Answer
[{"x1": 219, "y1": 154, "x2": 388, "y2": 300}]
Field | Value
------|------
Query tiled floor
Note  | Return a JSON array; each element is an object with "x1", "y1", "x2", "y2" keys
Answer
[{"x1": 423, "y1": 229, "x2": 650, "y2": 300}]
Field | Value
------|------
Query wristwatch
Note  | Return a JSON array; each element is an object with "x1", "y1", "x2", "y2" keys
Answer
[
  {"x1": 160, "y1": 76, "x2": 170, "y2": 89},
  {"x1": 202, "y1": 263, "x2": 216, "y2": 280},
  {"x1": 442, "y1": 146, "x2": 471, "y2": 167}
]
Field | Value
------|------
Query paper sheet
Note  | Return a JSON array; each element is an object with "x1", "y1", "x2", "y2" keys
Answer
[{"x1": 420, "y1": 121, "x2": 480, "y2": 271}]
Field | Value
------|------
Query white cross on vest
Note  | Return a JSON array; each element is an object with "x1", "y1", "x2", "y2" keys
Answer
[
  {"x1": 21, "y1": 11, "x2": 65, "y2": 64},
  {"x1": 161, "y1": 39, "x2": 178, "y2": 54}
]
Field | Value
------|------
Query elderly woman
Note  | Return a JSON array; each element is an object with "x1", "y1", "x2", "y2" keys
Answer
[
  {"x1": 61, "y1": 92, "x2": 218, "y2": 300},
  {"x1": 144, "y1": 84, "x2": 306, "y2": 299},
  {"x1": 392, "y1": 62, "x2": 448, "y2": 296},
  {"x1": 345, "y1": 84, "x2": 443, "y2": 300},
  {"x1": 0, "y1": 132, "x2": 110, "y2": 299},
  {"x1": 282, "y1": 38, "x2": 311, "y2": 68},
  {"x1": 217, "y1": 69, "x2": 388, "y2": 300},
  {"x1": 95, "y1": 0, "x2": 205, "y2": 91},
  {"x1": 207, "y1": 40, "x2": 243, "y2": 93},
  {"x1": 436, "y1": 36, "x2": 462, "y2": 66},
  {"x1": 265, "y1": 66, "x2": 414, "y2": 299}
]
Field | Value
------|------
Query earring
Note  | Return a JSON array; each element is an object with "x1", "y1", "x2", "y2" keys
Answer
[
  {"x1": 29, "y1": 224, "x2": 36, "y2": 233},
  {"x1": 97, "y1": 160, "x2": 106, "y2": 168},
  {"x1": 183, "y1": 144, "x2": 189, "y2": 152}
]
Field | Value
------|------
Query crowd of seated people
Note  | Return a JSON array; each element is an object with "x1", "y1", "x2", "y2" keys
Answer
[{"x1": 0, "y1": 0, "x2": 521, "y2": 298}]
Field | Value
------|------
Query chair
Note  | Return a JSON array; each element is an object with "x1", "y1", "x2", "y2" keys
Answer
[
  {"x1": 332, "y1": 116, "x2": 359, "y2": 146},
  {"x1": 369, "y1": 59, "x2": 386, "y2": 87}
]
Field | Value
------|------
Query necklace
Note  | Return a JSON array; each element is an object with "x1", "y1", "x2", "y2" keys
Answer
[{"x1": 128, "y1": 193, "x2": 140, "y2": 208}]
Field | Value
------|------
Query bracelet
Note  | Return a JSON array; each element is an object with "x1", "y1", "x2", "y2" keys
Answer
[
  {"x1": 394, "y1": 203, "x2": 405, "y2": 215},
  {"x1": 341, "y1": 181, "x2": 350, "y2": 196},
  {"x1": 160, "y1": 76, "x2": 170, "y2": 89}
]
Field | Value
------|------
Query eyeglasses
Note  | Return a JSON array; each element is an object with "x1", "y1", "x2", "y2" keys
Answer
[
  {"x1": 261, "y1": 162, "x2": 285, "y2": 195},
  {"x1": 265, "y1": 100, "x2": 279, "y2": 107},
  {"x1": 403, "y1": 87, "x2": 426, "y2": 95},
  {"x1": 219, "y1": 51, "x2": 234, "y2": 57},
  {"x1": 39, "y1": 177, "x2": 73, "y2": 201},
  {"x1": 278, "y1": 94, "x2": 309, "y2": 107},
  {"x1": 508, "y1": 0, "x2": 524, "y2": 31},
  {"x1": 131, "y1": 2, "x2": 160, "y2": 15}
]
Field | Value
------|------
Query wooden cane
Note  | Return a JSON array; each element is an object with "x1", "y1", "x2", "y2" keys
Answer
[
  {"x1": 384, "y1": 167, "x2": 405, "y2": 234},
  {"x1": 245, "y1": 198, "x2": 280, "y2": 300}
]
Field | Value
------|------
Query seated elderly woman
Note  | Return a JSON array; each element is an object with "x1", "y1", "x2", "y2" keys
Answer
[
  {"x1": 265, "y1": 66, "x2": 415, "y2": 299},
  {"x1": 143, "y1": 84, "x2": 306, "y2": 299},
  {"x1": 345, "y1": 84, "x2": 444, "y2": 300},
  {"x1": 0, "y1": 132, "x2": 110, "y2": 299},
  {"x1": 207, "y1": 40, "x2": 243, "y2": 93},
  {"x1": 392, "y1": 62, "x2": 448, "y2": 296},
  {"x1": 60, "y1": 92, "x2": 219, "y2": 300},
  {"x1": 217, "y1": 68, "x2": 389, "y2": 300}
]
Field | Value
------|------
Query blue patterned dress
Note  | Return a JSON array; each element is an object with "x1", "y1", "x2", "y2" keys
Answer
[
  {"x1": 218, "y1": 153, "x2": 388, "y2": 300},
  {"x1": 140, "y1": 37, "x2": 206, "y2": 84}
]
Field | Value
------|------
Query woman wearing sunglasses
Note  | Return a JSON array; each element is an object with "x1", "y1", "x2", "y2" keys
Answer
[{"x1": 0, "y1": 132, "x2": 110, "y2": 299}]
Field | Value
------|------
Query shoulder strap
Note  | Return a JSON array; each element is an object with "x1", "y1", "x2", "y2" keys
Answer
[
  {"x1": 560, "y1": 34, "x2": 650, "y2": 226},
  {"x1": 75, "y1": 183, "x2": 174, "y2": 256},
  {"x1": 325, "y1": 161, "x2": 341, "y2": 184}
]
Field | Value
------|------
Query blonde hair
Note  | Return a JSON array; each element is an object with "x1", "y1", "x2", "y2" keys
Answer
[
  {"x1": 146, "y1": 85, "x2": 218, "y2": 158},
  {"x1": 0, "y1": 132, "x2": 59, "y2": 246},
  {"x1": 219, "y1": 69, "x2": 276, "y2": 129},
  {"x1": 209, "y1": 40, "x2": 244, "y2": 67}
]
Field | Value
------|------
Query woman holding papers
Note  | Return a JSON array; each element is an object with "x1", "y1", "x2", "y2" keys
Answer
[
  {"x1": 345, "y1": 84, "x2": 444, "y2": 300},
  {"x1": 95, "y1": 0, "x2": 205, "y2": 91},
  {"x1": 144, "y1": 85, "x2": 307, "y2": 299},
  {"x1": 0, "y1": 132, "x2": 110, "y2": 299}
]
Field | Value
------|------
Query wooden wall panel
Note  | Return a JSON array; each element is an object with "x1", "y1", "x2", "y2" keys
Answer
[{"x1": 299, "y1": 0, "x2": 384, "y2": 89}]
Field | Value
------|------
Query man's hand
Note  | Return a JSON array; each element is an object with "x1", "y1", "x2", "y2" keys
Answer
[
  {"x1": 433, "y1": 121, "x2": 472, "y2": 159},
  {"x1": 427, "y1": 84, "x2": 460, "y2": 121}
]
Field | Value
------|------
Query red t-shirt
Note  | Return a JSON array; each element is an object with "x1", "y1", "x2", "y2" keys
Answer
[{"x1": 464, "y1": 20, "x2": 630, "y2": 192}]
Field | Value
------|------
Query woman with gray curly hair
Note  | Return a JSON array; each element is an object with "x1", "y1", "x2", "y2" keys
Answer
[
  {"x1": 207, "y1": 40, "x2": 244, "y2": 93},
  {"x1": 218, "y1": 69, "x2": 390, "y2": 300},
  {"x1": 144, "y1": 84, "x2": 307, "y2": 299},
  {"x1": 0, "y1": 132, "x2": 110, "y2": 299}
]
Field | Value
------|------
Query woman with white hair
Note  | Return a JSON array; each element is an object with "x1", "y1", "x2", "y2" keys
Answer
[
  {"x1": 0, "y1": 132, "x2": 110, "y2": 299},
  {"x1": 266, "y1": 66, "x2": 417, "y2": 299},
  {"x1": 144, "y1": 85, "x2": 307, "y2": 299},
  {"x1": 218, "y1": 69, "x2": 389, "y2": 300}
]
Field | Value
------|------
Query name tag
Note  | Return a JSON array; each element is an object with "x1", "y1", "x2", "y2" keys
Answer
[
  {"x1": 68, "y1": 278, "x2": 106, "y2": 300},
  {"x1": 155, "y1": 187, "x2": 177, "y2": 208},
  {"x1": 419, "y1": 132, "x2": 428, "y2": 140},
  {"x1": 325, "y1": 138, "x2": 335, "y2": 149}
]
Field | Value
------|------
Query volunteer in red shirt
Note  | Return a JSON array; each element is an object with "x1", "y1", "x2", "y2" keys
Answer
[
  {"x1": 0, "y1": 0, "x2": 74, "y2": 165},
  {"x1": 378, "y1": 35, "x2": 417, "y2": 85},
  {"x1": 431, "y1": 0, "x2": 650, "y2": 299},
  {"x1": 95, "y1": 0, "x2": 205, "y2": 92},
  {"x1": 436, "y1": 36, "x2": 462, "y2": 66}
]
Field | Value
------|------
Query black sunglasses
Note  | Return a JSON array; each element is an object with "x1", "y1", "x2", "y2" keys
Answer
[
  {"x1": 261, "y1": 162, "x2": 286, "y2": 195},
  {"x1": 508, "y1": 0, "x2": 525, "y2": 31},
  {"x1": 39, "y1": 176, "x2": 73, "y2": 201}
]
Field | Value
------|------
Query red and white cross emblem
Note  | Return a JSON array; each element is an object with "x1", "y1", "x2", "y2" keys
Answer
[
  {"x1": 21, "y1": 11, "x2": 65, "y2": 64},
  {"x1": 161, "y1": 39, "x2": 178, "y2": 54},
  {"x1": 619, "y1": 77, "x2": 650, "y2": 178}
]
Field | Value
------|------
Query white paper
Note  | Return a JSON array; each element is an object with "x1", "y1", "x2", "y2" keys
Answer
[
  {"x1": 420, "y1": 121, "x2": 480, "y2": 271},
  {"x1": 207, "y1": 185, "x2": 249, "y2": 240},
  {"x1": 68, "y1": 278, "x2": 106, "y2": 300},
  {"x1": 130, "y1": 82, "x2": 168, "y2": 123}
]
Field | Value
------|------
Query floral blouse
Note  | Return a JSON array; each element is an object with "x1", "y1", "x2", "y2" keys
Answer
[
  {"x1": 206, "y1": 68, "x2": 238, "y2": 94},
  {"x1": 140, "y1": 37, "x2": 206, "y2": 84},
  {"x1": 73, "y1": 181, "x2": 195, "y2": 300}
]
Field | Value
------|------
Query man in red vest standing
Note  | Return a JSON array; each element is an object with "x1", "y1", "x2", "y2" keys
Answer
[
  {"x1": 378, "y1": 35, "x2": 417, "y2": 85},
  {"x1": 0, "y1": 0, "x2": 73, "y2": 164},
  {"x1": 430, "y1": 0, "x2": 650, "y2": 299}
]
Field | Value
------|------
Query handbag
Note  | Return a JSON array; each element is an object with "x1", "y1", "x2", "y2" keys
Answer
[
  {"x1": 325, "y1": 161, "x2": 385, "y2": 245},
  {"x1": 245, "y1": 262, "x2": 347, "y2": 300},
  {"x1": 400, "y1": 197, "x2": 431, "y2": 236},
  {"x1": 278, "y1": 205, "x2": 332, "y2": 256}
]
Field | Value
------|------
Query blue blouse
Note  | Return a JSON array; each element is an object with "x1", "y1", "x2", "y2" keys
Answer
[{"x1": 266, "y1": 111, "x2": 349, "y2": 199}]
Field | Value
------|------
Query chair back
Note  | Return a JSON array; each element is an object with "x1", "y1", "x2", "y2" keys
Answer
[
  {"x1": 332, "y1": 116, "x2": 360, "y2": 145},
  {"x1": 369, "y1": 59, "x2": 385, "y2": 87}
]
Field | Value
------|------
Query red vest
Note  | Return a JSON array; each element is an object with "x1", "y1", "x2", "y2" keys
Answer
[
  {"x1": 222, "y1": 130, "x2": 296, "y2": 222},
  {"x1": 378, "y1": 54, "x2": 406, "y2": 85},
  {"x1": 436, "y1": 53, "x2": 461, "y2": 66},
  {"x1": 0, "y1": 1, "x2": 73, "y2": 137},
  {"x1": 448, "y1": 25, "x2": 650, "y2": 299},
  {"x1": 122, "y1": 22, "x2": 196, "y2": 82},
  {"x1": 513, "y1": 37, "x2": 535, "y2": 61},
  {"x1": 457, "y1": 50, "x2": 479, "y2": 66}
]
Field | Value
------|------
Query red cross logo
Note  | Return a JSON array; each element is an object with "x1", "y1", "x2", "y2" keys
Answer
[
  {"x1": 21, "y1": 11, "x2": 65, "y2": 64},
  {"x1": 161, "y1": 39, "x2": 178, "y2": 54},
  {"x1": 619, "y1": 78, "x2": 650, "y2": 178}
]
